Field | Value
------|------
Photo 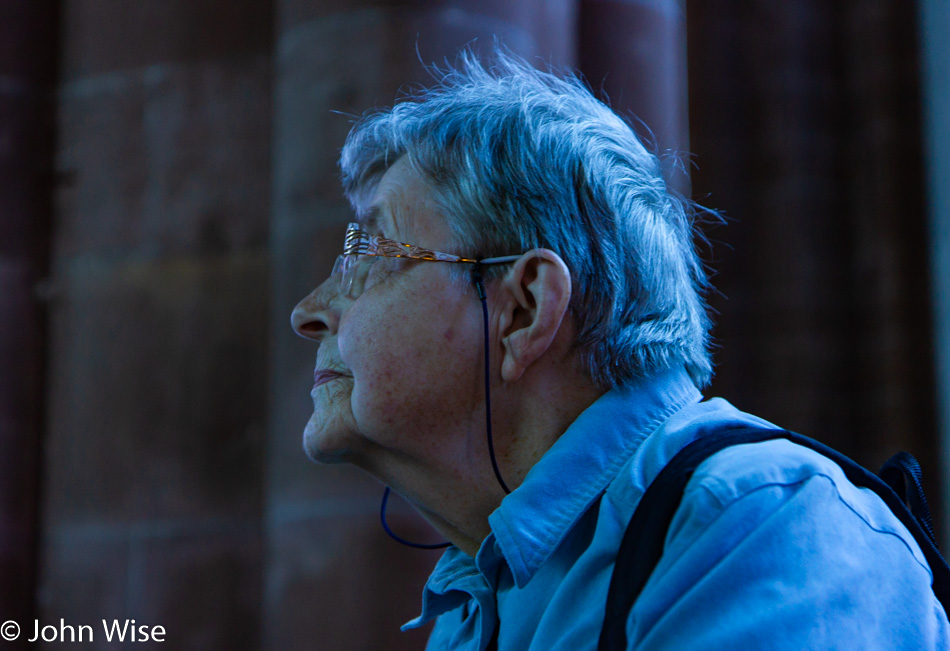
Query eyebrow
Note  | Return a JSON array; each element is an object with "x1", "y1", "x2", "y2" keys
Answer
[{"x1": 358, "y1": 205, "x2": 386, "y2": 236}]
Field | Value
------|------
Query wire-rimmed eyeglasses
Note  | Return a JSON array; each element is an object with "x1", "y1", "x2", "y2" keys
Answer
[{"x1": 332, "y1": 222, "x2": 521, "y2": 298}]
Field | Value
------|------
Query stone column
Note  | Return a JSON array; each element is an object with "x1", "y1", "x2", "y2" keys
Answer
[
  {"x1": 266, "y1": 2, "x2": 575, "y2": 648},
  {"x1": 578, "y1": 0, "x2": 690, "y2": 192},
  {"x1": 38, "y1": 2, "x2": 274, "y2": 647},
  {"x1": 686, "y1": 0, "x2": 937, "y2": 498},
  {"x1": 918, "y1": 0, "x2": 950, "y2": 543},
  {"x1": 0, "y1": 2, "x2": 57, "y2": 643}
]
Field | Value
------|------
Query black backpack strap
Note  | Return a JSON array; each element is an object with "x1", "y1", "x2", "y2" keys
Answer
[
  {"x1": 880, "y1": 451, "x2": 938, "y2": 548},
  {"x1": 598, "y1": 425, "x2": 950, "y2": 650}
]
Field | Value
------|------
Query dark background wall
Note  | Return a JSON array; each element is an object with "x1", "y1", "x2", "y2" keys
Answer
[
  {"x1": 0, "y1": 0, "x2": 942, "y2": 648},
  {"x1": 40, "y1": 1, "x2": 272, "y2": 648},
  {"x1": 0, "y1": 0, "x2": 57, "y2": 638},
  {"x1": 689, "y1": 0, "x2": 939, "y2": 513}
]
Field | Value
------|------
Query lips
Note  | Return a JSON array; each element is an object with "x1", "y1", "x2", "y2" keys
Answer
[{"x1": 313, "y1": 368, "x2": 348, "y2": 389}]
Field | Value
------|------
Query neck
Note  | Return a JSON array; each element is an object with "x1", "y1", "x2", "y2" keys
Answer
[{"x1": 369, "y1": 368, "x2": 603, "y2": 557}]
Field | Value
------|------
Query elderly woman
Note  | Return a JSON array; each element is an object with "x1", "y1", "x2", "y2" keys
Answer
[{"x1": 291, "y1": 49, "x2": 947, "y2": 650}]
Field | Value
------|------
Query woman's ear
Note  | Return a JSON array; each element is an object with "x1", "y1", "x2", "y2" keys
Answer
[{"x1": 496, "y1": 249, "x2": 572, "y2": 382}]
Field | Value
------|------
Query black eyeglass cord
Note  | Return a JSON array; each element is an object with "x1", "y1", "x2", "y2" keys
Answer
[
  {"x1": 474, "y1": 268, "x2": 512, "y2": 495},
  {"x1": 379, "y1": 265, "x2": 512, "y2": 549},
  {"x1": 380, "y1": 486, "x2": 450, "y2": 549}
]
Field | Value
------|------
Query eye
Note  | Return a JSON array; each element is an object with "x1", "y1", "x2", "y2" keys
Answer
[{"x1": 362, "y1": 256, "x2": 399, "y2": 288}]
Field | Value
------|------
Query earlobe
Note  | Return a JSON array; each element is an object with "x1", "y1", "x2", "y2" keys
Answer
[{"x1": 499, "y1": 250, "x2": 572, "y2": 382}]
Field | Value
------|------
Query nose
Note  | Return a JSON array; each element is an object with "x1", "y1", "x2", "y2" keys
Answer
[{"x1": 291, "y1": 277, "x2": 341, "y2": 342}]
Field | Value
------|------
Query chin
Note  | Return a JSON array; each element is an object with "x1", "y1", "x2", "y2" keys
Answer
[
  {"x1": 302, "y1": 378, "x2": 363, "y2": 463},
  {"x1": 302, "y1": 412, "x2": 360, "y2": 464}
]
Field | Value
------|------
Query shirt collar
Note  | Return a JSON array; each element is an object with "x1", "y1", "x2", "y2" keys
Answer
[{"x1": 487, "y1": 365, "x2": 701, "y2": 587}]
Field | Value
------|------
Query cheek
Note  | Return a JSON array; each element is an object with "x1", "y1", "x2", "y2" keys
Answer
[
  {"x1": 347, "y1": 322, "x2": 449, "y2": 421},
  {"x1": 338, "y1": 302, "x2": 420, "y2": 425},
  {"x1": 339, "y1": 293, "x2": 482, "y2": 441}
]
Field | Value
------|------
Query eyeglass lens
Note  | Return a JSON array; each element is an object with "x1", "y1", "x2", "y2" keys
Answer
[{"x1": 332, "y1": 254, "x2": 376, "y2": 298}]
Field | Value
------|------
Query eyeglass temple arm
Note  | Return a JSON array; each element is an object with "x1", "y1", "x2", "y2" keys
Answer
[{"x1": 478, "y1": 255, "x2": 522, "y2": 265}]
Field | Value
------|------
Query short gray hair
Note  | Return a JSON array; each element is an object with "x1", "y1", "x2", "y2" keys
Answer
[{"x1": 339, "y1": 49, "x2": 714, "y2": 389}]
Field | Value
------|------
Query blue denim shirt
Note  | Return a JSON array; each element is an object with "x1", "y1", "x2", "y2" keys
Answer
[{"x1": 404, "y1": 367, "x2": 950, "y2": 649}]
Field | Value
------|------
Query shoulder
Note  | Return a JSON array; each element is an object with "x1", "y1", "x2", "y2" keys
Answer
[
  {"x1": 606, "y1": 397, "x2": 781, "y2": 509},
  {"x1": 678, "y1": 436, "x2": 929, "y2": 571},
  {"x1": 608, "y1": 395, "x2": 929, "y2": 573},
  {"x1": 627, "y1": 430, "x2": 946, "y2": 648}
]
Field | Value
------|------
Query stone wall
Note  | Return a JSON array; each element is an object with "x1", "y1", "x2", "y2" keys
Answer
[{"x1": 38, "y1": 1, "x2": 273, "y2": 648}]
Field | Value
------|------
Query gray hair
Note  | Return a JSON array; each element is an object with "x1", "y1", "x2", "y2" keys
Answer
[{"x1": 339, "y1": 49, "x2": 714, "y2": 389}]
